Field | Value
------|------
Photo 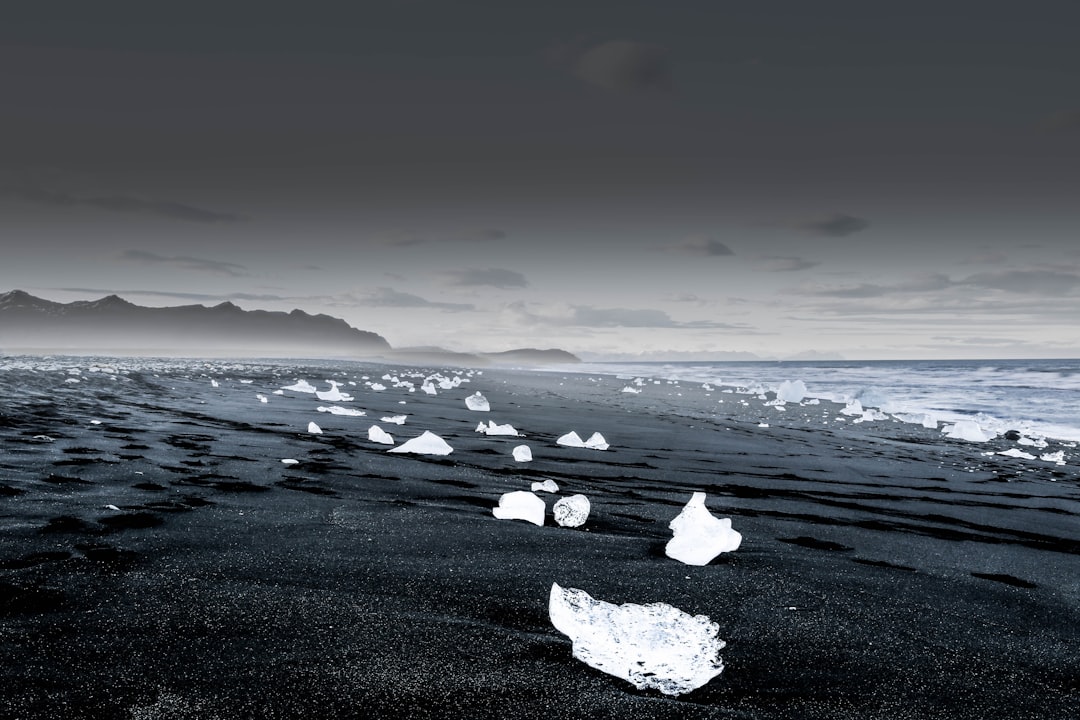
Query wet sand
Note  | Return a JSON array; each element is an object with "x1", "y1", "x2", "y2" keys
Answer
[{"x1": 1, "y1": 358, "x2": 1078, "y2": 719}]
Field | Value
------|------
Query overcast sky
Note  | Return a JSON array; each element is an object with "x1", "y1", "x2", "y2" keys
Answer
[{"x1": 2, "y1": 1, "x2": 1079, "y2": 360}]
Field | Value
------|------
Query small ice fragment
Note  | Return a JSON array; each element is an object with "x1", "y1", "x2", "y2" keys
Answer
[
  {"x1": 318, "y1": 405, "x2": 366, "y2": 417},
  {"x1": 32, "y1": 435, "x2": 55, "y2": 443},
  {"x1": 465, "y1": 392, "x2": 490, "y2": 412},
  {"x1": 531, "y1": 478, "x2": 557, "y2": 493},
  {"x1": 316, "y1": 382, "x2": 354, "y2": 402},
  {"x1": 283, "y1": 379, "x2": 317, "y2": 393},
  {"x1": 273, "y1": 389, "x2": 284, "y2": 395},
  {"x1": 840, "y1": 399, "x2": 864, "y2": 416},
  {"x1": 757, "y1": 423, "x2": 769, "y2": 428},
  {"x1": 281, "y1": 459, "x2": 299, "y2": 465},
  {"x1": 621, "y1": 386, "x2": 641, "y2": 394},
  {"x1": 1040, "y1": 451, "x2": 1066, "y2": 465},
  {"x1": 421, "y1": 382, "x2": 437, "y2": 395},
  {"x1": 548, "y1": 583, "x2": 725, "y2": 697},
  {"x1": 369, "y1": 383, "x2": 387, "y2": 391},
  {"x1": 90, "y1": 420, "x2": 102, "y2": 425},
  {"x1": 380, "y1": 415, "x2": 407, "y2": 425},
  {"x1": 367, "y1": 425, "x2": 395, "y2": 445},
  {"x1": 556, "y1": 431, "x2": 585, "y2": 448},
  {"x1": 256, "y1": 394, "x2": 268, "y2": 403},
  {"x1": 388, "y1": 431, "x2": 454, "y2": 455},
  {"x1": 475, "y1": 421, "x2": 488, "y2": 433},
  {"x1": 484, "y1": 422, "x2": 521, "y2": 436},
  {"x1": 492, "y1": 491, "x2": 545, "y2": 526},
  {"x1": 514, "y1": 445, "x2": 534, "y2": 462},
  {"x1": 553, "y1": 494, "x2": 591, "y2": 528},
  {"x1": 104, "y1": 504, "x2": 122, "y2": 511},
  {"x1": 239, "y1": 379, "x2": 254, "y2": 384},
  {"x1": 211, "y1": 379, "x2": 219, "y2": 388},
  {"x1": 307, "y1": 422, "x2": 323, "y2": 435},
  {"x1": 584, "y1": 432, "x2": 609, "y2": 450},
  {"x1": 665, "y1": 492, "x2": 742, "y2": 565}
]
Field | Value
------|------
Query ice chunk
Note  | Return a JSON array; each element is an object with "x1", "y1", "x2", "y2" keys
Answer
[
  {"x1": 514, "y1": 445, "x2": 534, "y2": 462},
  {"x1": 548, "y1": 583, "x2": 725, "y2": 697},
  {"x1": 621, "y1": 386, "x2": 641, "y2": 394},
  {"x1": 665, "y1": 492, "x2": 742, "y2": 565},
  {"x1": 484, "y1": 422, "x2": 521, "y2": 436},
  {"x1": 281, "y1": 459, "x2": 299, "y2": 465},
  {"x1": 318, "y1": 405, "x2": 366, "y2": 417},
  {"x1": 465, "y1": 392, "x2": 490, "y2": 412},
  {"x1": 421, "y1": 382, "x2": 437, "y2": 395},
  {"x1": 369, "y1": 383, "x2": 386, "y2": 392},
  {"x1": 492, "y1": 490, "x2": 545, "y2": 525},
  {"x1": 388, "y1": 430, "x2": 454, "y2": 455},
  {"x1": 210, "y1": 379, "x2": 219, "y2": 388},
  {"x1": 316, "y1": 382, "x2": 354, "y2": 402},
  {"x1": 553, "y1": 495, "x2": 591, "y2": 528},
  {"x1": 256, "y1": 394, "x2": 268, "y2": 403},
  {"x1": 840, "y1": 399, "x2": 864, "y2": 416},
  {"x1": 584, "y1": 432, "x2": 609, "y2": 450},
  {"x1": 944, "y1": 420, "x2": 993, "y2": 442},
  {"x1": 380, "y1": 415, "x2": 407, "y2": 425},
  {"x1": 367, "y1": 425, "x2": 395, "y2": 445},
  {"x1": 998, "y1": 448, "x2": 1036, "y2": 460},
  {"x1": 475, "y1": 421, "x2": 488, "y2": 433},
  {"x1": 307, "y1": 422, "x2": 323, "y2": 435},
  {"x1": 557, "y1": 431, "x2": 586, "y2": 448},
  {"x1": 531, "y1": 478, "x2": 557, "y2": 493},
  {"x1": 775, "y1": 379, "x2": 807, "y2": 404},
  {"x1": 1041, "y1": 451, "x2": 1066, "y2": 465},
  {"x1": 283, "y1": 379, "x2": 317, "y2": 393}
]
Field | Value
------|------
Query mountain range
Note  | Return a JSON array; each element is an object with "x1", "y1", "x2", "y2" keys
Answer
[{"x1": 0, "y1": 291, "x2": 579, "y2": 364}]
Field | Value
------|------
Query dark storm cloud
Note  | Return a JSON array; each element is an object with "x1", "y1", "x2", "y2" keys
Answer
[
  {"x1": 1038, "y1": 109, "x2": 1080, "y2": 132},
  {"x1": 796, "y1": 213, "x2": 870, "y2": 237},
  {"x1": 2, "y1": 184, "x2": 246, "y2": 224},
  {"x1": 441, "y1": 268, "x2": 529, "y2": 289},
  {"x1": 350, "y1": 287, "x2": 475, "y2": 313},
  {"x1": 960, "y1": 269, "x2": 1080, "y2": 296},
  {"x1": 754, "y1": 256, "x2": 820, "y2": 272},
  {"x1": 120, "y1": 250, "x2": 249, "y2": 277},
  {"x1": 673, "y1": 235, "x2": 735, "y2": 257},
  {"x1": 549, "y1": 39, "x2": 672, "y2": 92}
]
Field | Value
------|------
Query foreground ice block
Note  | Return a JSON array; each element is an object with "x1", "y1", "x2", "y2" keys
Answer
[
  {"x1": 775, "y1": 379, "x2": 807, "y2": 403},
  {"x1": 944, "y1": 420, "x2": 993, "y2": 442},
  {"x1": 556, "y1": 431, "x2": 585, "y2": 448},
  {"x1": 531, "y1": 478, "x2": 557, "y2": 493},
  {"x1": 548, "y1": 583, "x2": 726, "y2": 696},
  {"x1": 666, "y1": 492, "x2": 742, "y2": 565},
  {"x1": 584, "y1": 432, "x2": 609, "y2": 450},
  {"x1": 492, "y1": 490, "x2": 545, "y2": 526},
  {"x1": 465, "y1": 392, "x2": 490, "y2": 411},
  {"x1": 388, "y1": 430, "x2": 454, "y2": 455},
  {"x1": 307, "y1": 422, "x2": 323, "y2": 435},
  {"x1": 553, "y1": 494, "x2": 590, "y2": 527},
  {"x1": 283, "y1": 379, "x2": 317, "y2": 393},
  {"x1": 514, "y1": 445, "x2": 534, "y2": 462}
]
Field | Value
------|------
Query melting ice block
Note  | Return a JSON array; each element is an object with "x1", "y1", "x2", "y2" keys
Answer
[
  {"x1": 307, "y1": 422, "x2": 323, "y2": 435},
  {"x1": 531, "y1": 478, "x2": 557, "y2": 493},
  {"x1": 483, "y1": 422, "x2": 521, "y2": 436},
  {"x1": 666, "y1": 492, "x2": 741, "y2": 565},
  {"x1": 514, "y1": 445, "x2": 534, "y2": 462},
  {"x1": 465, "y1": 392, "x2": 490, "y2": 412},
  {"x1": 380, "y1": 415, "x2": 407, "y2": 425},
  {"x1": 553, "y1": 494, "x2": 590, "y2": 528},
  {"x1": 367, "y1": 425, "x2": 395, "y2": 445},
  {"x1": 557, "y1": 431, "x2": 585, "y2": 448},
  {"x1": 548, "y1": 583, "x2": 726, "y2": 697},
  {"x1": 316, "y1": 382, "x2": 354, "y2": 402},
  {"x1": 492, "y1": 490, "x2": 545, "y2": 526},
  {"x1": 318, "y1": 405, "x2": 366, "y2": 417},
  {"x1": 388, "y1": 431, "x2": 454, "y2": 455},
  {"x1": 283, "y1": 379, "x2": 317, "y2": 393},
  {"x1": 584, "y1": 432, "x2": 609, "y2": 450}
]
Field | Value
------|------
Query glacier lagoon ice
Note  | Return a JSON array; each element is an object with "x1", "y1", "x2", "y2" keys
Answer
[
  {"x1": 513, "y1": 445, "x2": 533, "y2": 462},
  {"x1": 388, "y1": 430, "x2": 453, "y2": 456},
  {"x1": 553, "y1": 494, "x2": 590, "y2": 528},
  {"x1": 306, "y1": 422, "x2": 323, "y2": 435},
  {"x1": 465, "y1": 391, "x2": 490, "y2": 412},
  {"x1": 548, "y1": 583, "x2": 726, "y2": 696},
  {"x1": 315, "y1": 381, "x2": 353, "y2": 402},
  {"x1": 531, "y1": 478, "x2": 557, "y2": 493},
  {"x1": 492, "y1": 490, "x2": 545, "y2": 526},
  {"x1": 665, "y1": 492, "x2": 742, "y2": 565},
  {"x1": 945, "y1": 420, "x2": 993, "y2": 442},
  {"x1": 557, "y1": 431, "x2": 608, "y2": 450},
  {"x1": 556, "y1": 431, "x2": 585, "y2": 448},
  {"x1": 775, "y1": 379, "x2": 807, "y2": 404},
  {"x1": 318, "y1": 405, "x2": 366, "y2": 417},
  {"x1": 380, "y1": 415, "x2": 407, "y2": 425},
  {"x1": 283, "y1": 379, "x2": 317, "y2": 393}
]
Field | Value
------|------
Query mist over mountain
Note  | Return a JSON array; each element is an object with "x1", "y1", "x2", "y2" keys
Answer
[{"x1": 0, "y1": 290, "x2": 390, "y2": 358}]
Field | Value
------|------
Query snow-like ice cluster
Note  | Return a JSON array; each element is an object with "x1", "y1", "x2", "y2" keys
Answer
[
  {"x1": 548, "y1": 583, "x2": 726, "y2": 696},
  {"x1": 553, "y1": 495, "x2": 590, "y2": 528}
]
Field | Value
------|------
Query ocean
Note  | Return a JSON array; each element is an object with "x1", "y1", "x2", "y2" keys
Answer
[{"x1": 566, "y1": 358, "x2": 1080, "y2": 443}]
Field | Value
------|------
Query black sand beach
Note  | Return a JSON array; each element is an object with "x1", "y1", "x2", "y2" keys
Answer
[{"x1": 1, "y1": 358, "x2": 1078, "y2": 719}]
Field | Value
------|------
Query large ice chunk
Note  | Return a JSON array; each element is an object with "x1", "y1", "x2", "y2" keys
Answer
[
  {"x1": 553, "y1": 494, "x2": 590, "y2": 528},
  {"x1": 492, "y1": 490, "x2": 545, "y2": 526},
  {"x1": 465, "y1": 392, "x2": 490, "y2": 412},
  {"x1": 316, "y1": 382, "x2": 354, "y2": 402},
  {"x1": 584, "y1": 432, "x2": 609, "y2": 450},
  {"x1": 483, "y1": 422, "x2": 521, "y2": 436},
  {"x1": 318, "y1": 405, "x2": 366, "y2": 417},
  {"x1": 548, "y1": 583, "x2": 725, "y2": 696},
  {"x1": 944, "y1": 420, "x2": 993, "y2": 442},
  {"x1": 307, "y1": 422, "x2": 323, "y2": 435},
  {"x1": 283, "y1": 379, "x2": 317, "y2": 393},
  {"x1": 388, "y1": 430, "x2": 454, "y2": 455},
  {"x1": 514, "y1": 445, "x2": 534, "y2": 462},
  {"x1": 775, "y1": 379, "x2": 807, "y2": 404},
  {"x1": 556, "y1": 431, "x2": 586, "y2": 448},
  {"x1": 666, "y1": 492, "x2": 742, "y2": 565}
]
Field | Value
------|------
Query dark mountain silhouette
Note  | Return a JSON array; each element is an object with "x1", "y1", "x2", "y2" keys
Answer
[{"x1": 0, "y1": 290, "x2": 390, "y2": 357}]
